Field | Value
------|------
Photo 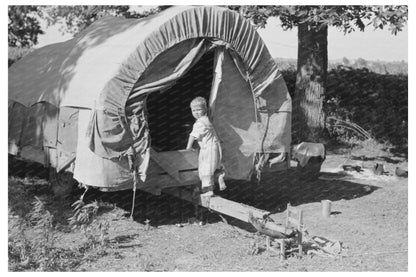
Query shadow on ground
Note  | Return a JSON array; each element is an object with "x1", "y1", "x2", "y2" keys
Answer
[
  {"x1": 217, "y1": 168, "x2": 379, "y2": 216},
  {"x1": 8, "y1": 155, "x2": 379, "y2": 231}
]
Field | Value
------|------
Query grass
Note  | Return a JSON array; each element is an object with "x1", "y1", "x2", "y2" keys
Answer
[
  {"x1": 8, "y1": 178, "x2": 125, "y2": 271},
  {"x1": 7, "y1": 135, "x2": 407, "y2": 271}
]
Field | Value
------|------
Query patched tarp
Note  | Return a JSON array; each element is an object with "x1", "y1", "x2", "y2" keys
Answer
[{"x1": 8, "y1": 5, "x2": 291, "y2": 189}]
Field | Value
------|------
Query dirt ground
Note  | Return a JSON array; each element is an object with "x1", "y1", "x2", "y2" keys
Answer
[{"x1": 8, "y1": 145, "x2": 408, "y2": 272}]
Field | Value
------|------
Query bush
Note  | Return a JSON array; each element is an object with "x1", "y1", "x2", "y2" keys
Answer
[
  {"x1": 281, "y1": 67, "x2": 408, "y2": 149},
  {"x1": 326, "y1": 67, "x2": 407, "y2": 147}
]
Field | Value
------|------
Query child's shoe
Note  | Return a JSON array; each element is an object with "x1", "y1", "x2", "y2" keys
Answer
[
  {"x1": 218, "y1": 172, "x2": 226, "y2": 191},
  {"x1": 201, "y1": 190, "x2": 214, "y2": 197}
]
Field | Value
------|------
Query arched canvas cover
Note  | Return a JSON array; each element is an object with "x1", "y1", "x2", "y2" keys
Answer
[{"x1": 8, "y1": 6, "x2": 291, "y2": 190}]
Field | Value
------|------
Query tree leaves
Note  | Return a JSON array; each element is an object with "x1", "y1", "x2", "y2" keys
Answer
[
  {"x1": 8, "y1": 5, "x2": 167, "y2": 48},
  {"x1": 325, "y1": 67, "x2": 407, "y2": 146},
  {"x1": 229, "y1": 5, "x2": 407, "y2": 35},
  {"x1": 8, "y1": 6, "x2": 44, "y2": 48}
]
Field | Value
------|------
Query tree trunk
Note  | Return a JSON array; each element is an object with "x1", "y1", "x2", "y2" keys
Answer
[{"x1": 292, "y1": 22, "x2": 328, "y2": 143}]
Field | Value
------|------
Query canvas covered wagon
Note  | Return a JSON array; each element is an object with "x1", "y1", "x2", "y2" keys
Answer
[{"x1": 9, "y1": 6, "x2": 304, "y2": 227}]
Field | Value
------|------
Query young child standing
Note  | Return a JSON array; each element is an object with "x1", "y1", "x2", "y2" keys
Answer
[{"x1": 186, "y1": 96, "x2": 225, "y2": 197}]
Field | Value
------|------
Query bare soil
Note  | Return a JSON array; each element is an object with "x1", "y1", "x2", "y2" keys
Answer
[{"x1": 8, "y1": 147, "x2": 408, "y2": 272}]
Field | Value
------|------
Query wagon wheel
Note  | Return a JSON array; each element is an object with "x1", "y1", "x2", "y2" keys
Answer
[{"x1": 49, "y1": 168, "x2": 77, "y2": 198}]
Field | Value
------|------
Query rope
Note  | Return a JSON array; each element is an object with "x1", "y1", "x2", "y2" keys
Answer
[
  {"x1": 127, "y1": 151, "x2": 138, "y2": 220},
  {"x1": 80, "y1": 184, "x2": 89, "y2": 201},
  {"x1": 130, "y1": 167, "x2": 138, "y2": 220}
]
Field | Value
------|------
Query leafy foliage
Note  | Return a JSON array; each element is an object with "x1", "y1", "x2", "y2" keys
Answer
[
  {"x1": 228, "y1": 5, "x2": 408, "y2": 34},
  {"x1": 277, "y1": 58, "x2": 408, "y2": 75},
  {"x1": 9, "y1": 194, "x2": 64, "y2": 271},
  {"x1": 68, "y1": 199, "x2": 100, "y2": 227},
  {"x1": 28, "y1": 196, "x2": 56, "y2": 246},
  {"x1": 326, "y1": 67, "x2": 407, "y2": 146},
  {"x1": 8, "y1": 6, "x2": 44, "y2": 47},
  {"x1": 281, "y1": 67, "x2": 408, "y2": 148},
  {"x1": 41, "y1": 5, "x2": 170, "y2": 36},
  {"x1": 8, "y1": 5, "x2": 171, "y2": 48},
  {"x1": 8, "y1": 179, "x2": 118, "y2": 271},
  {"x1": 41, "y1": 6, "x2": 130, "y2": 35}
]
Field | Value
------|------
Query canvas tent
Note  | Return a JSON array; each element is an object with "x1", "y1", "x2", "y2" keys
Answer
[{"x1": 8, "y1": 6, "x2": 292, "y2": 193}]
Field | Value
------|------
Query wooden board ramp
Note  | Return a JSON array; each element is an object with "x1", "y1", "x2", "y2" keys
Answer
[
  {"x1": 163, "y1": 187, "x2": 270, "y2": 222},
  {"x1": 163, "y1": 187, "x2": 294, "y2": 238},
  {"x1": 147, "y1": 149, "x2": 294, "y2": 238}
]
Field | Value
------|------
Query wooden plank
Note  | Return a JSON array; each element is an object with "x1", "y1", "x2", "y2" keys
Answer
[
  {"x1": 163, "y1": 187, "x2": 270, "y2": 223},
  {"x1": 298, "y1": 210, "x2": 304, "y2": 229},
  {"x1": 279, "y1": 239, "x2": 286, "y2": 260},
  {"x1": 207, "y1": 197, "x2": 270, "y2": 222},
  {"x1": 161, "y1": 188, "x2": 297, "y2": 238},
  {"x1": 147, "y1": 158, "x2": 198, "y2": 176},
  {"x1": 298, "y1": 209, "x2": 303, "y2": 257},
  {"x1": 145, "y1": 170, "x2": 199, "y2": 188},
  {"x1": 287, "y1": 216, "x2": 300, "y2": 227},
  {"x1": 150, "y1": 149, "x2": 198, "y2": 171},
  {"x1": 149, "y1": 148, "x2": 182, "y2": 182},
  {"x1": 287, "y1": 206, "x2": 301, "y2": 216},
  {"x1": 285, "y1": 203, "x2": 290, "y2": 234},
  {"x1": 149, "y1": 148, "x2": 199, "y2": 184}
]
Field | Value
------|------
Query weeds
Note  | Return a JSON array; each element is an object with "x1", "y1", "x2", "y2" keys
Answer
[
  {"x1": 28, "y1": 196, "x2": 56, "y2": 246},
  {"x1": 326, "y1": 116, "x2": 372, "y2": 141},
  {"x1": 8, "y1": 216, "x2": 31, "y2": 269},
  {"x1": 8, "y1": 195, "x2": 68, "y2": 271},
  {"x1": 68, "y1": 198, "x2": 114, "y2": 249},
  {"x1": 8, "y1": 179, "x2": 119, "y2": 271},
  {"x1": 68, "y1": 200, "x2": 100, "y2": 227},
  {"x1": 80, "y1": 221, "x2": 110, "y2": 249}
]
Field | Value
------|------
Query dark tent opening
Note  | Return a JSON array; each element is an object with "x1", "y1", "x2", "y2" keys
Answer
[{"x1": 146, "y1": 50, "x2": 215, "y2": 152}]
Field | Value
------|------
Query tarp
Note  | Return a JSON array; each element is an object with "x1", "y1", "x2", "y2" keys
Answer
[{"x1": 8, "y1": 5, "x2": 292, "y2": 190}]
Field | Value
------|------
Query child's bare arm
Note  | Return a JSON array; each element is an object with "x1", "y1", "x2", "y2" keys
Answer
[{"x1": 186, "y1": 135, "x2": 196, "y2": 150}]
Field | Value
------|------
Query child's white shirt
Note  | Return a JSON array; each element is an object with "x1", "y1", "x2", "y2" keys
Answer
[{"x1": 190, "y1": 115, "x2": 218, "y2": 149}]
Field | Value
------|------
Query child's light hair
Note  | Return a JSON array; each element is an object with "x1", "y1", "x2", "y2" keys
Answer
[{"x1": 190, "y1": 96, "x2": 207, "y2": 109}]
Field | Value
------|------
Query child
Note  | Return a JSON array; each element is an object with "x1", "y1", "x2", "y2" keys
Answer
[{"x1": 186, "y1": 96, "x2": 226, "y2": 197}]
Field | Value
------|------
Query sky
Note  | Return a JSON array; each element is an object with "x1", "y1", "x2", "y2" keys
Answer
[
  {"x1": 257, "y1": 17, "x2": 408, "y2": 62},
  {"x1": 35, "y1": 5, "x2": 408, "y2": 62}
]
